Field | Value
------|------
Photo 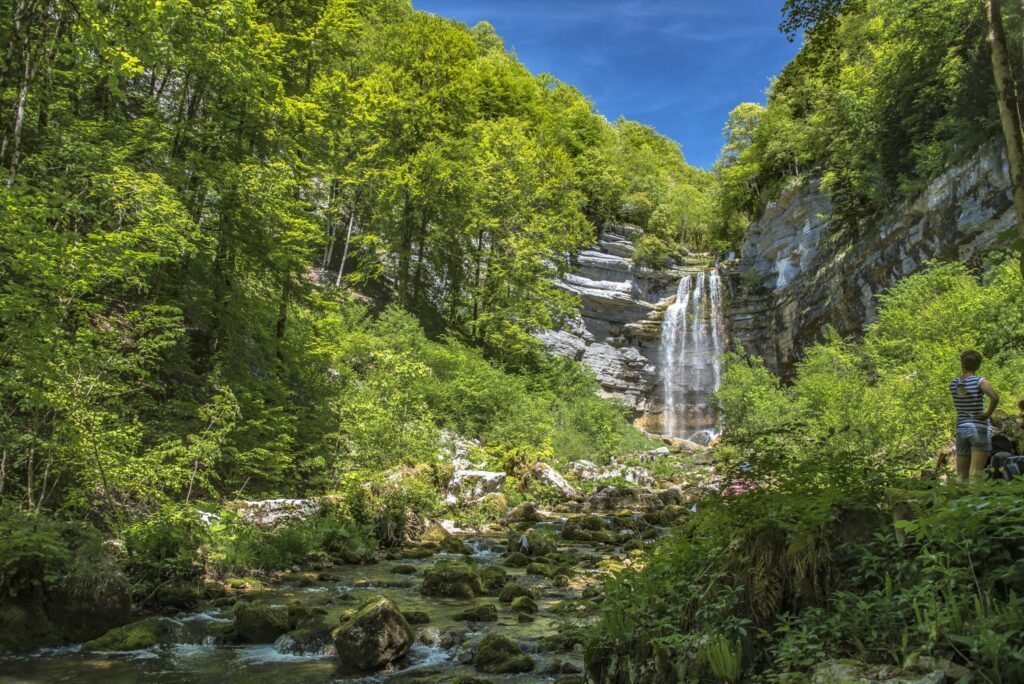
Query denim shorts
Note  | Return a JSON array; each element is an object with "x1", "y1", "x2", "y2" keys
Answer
[{"x1": 956, "y1": 424, "x2": 992, "y2": 456}]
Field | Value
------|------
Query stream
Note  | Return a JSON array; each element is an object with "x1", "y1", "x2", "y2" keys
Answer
[{"x1": 0, "y1": 511, "x2": 653, "y2": 683}]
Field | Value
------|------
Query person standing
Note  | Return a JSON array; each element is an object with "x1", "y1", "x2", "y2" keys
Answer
[{"x1": 950, "y1": 350, "x2": 1000, "y2": 484}]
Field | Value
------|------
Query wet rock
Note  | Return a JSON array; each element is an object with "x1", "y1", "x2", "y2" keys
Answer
[
  {"x1": 275, "y1": 617, "x2": 334, "y2": 656},
  {"x1": 473, "y1": 633, "x2": 535, "y2": 674},
  {"x1": 440, "y1": 536, "x2": 472, "y2": 555},
  {"x1": 420, "y1": 560, "x2": 485, "y2": 599},
  {"x1": 511, "y1": 528, "x2": 557, "y2": 556},
  {"x1": 224, "y1": 576, "x2": 266, "y2": 593},
  {"x1": 479, "y1": 566, "x2": 509, "y2": 593},
  {"x1": 532, "y1": 463, "x2": 582, "y2": 500},
  {"x1": 454, "y1": 604, "x2": 498, "y2": 622},
  {"x1": 503, "y1": 551, "x2": 530, "y2": 567},
  {"x1": 333, "y1": 595, "x2": 413, "y2": 672},
  {"x1": 498, "y1": 583, "x2": 535, "y2": 603},
  {"x1": 418, "y1": 518, "x2": 451, "y2": 543},
  {"x1": 390, "y1": 564, "x2": 417, "y2": 574},
  {"x1": 400, "y1": 546, "x2": 435, "y2": 560},
  {"x1": 525, "y1": 562, "x2": 555, "y2": 577},
  {"x1": 404, "y1": 611, "x2": 431, "y2": 625},
  {"x1": 811, "y1": 659, "x2": 945, "y2": 684},
  {"x1": 452, "y1": 677, "x2": 492, "y2": 684},
  {"x1": 418, "y1": 625, "x2": 469, "y2": 649},
  {"x1": 554, "y1": 676, "x2": 586, "y2": 684},
  {"x1": 510, "y1": 596, "x2": 538, "y2": 614},
  {"x1": 81, "y1": 618, "x2": 170, "y2": 652},
  {"x1": 233, "y1": 601, "x2": 292, "y2": 643},
  {"x1": 561, "y1": 514, "x2": 609, "y2": 541}
]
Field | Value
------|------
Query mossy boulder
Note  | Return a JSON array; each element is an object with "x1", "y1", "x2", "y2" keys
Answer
[
  {"x1": 81, "y1": 618, "x2": 169, "y2": 652},
  {"x1": 440, "y1": 536, "x2": 472, "y2": 555},
  {"x1": 503, "y1": 551, "x2": 530, "y2": 567},
  {"x1": 404, "y1": 610, "x2": 431, "y2": 625},
  {"x1": 479, "y1": 566, "x2": 508, "y2": 594},
  {"x1": 525, "y1": 562, "x2": 554, "y2": 577},
  {"x1": 401, "y1": 546, "x2": 435, "y2": 560},
  {"x1": 154, "y1": 580, "x2": 202, "y2": 611},
  {"x1": 224, "y1": 576, "x2": 266, "y2": 593},
  {"x1": 454, "y1": 603, "x2": 498, "y2": 622},
  {"x1": 390, "y1": 564, "x2": 418, "y2": 575},
  {"x1": 275, "y1": 617, "x2": 335, "y2": 655},
  {"x1": 510, "y1": 528, "x2": 557, "y2": 556},
  {"x1": 510, "y1": 596, "x2": 538, "y2": 614},
  {"x1": 498, "y1": 582, "x2": 535, "y2": 603},
  {"x1": 332, "y1": 595, "x2": 413, "y2": 672},
  {"x1": 474, "y1": 633, "x2": 535, "y2": 674},
  {"x1": 507, "y1": 502, "x2": 541, "y2": 524},
  {"x1": 233, "y1": 601, "x2": 291, "y2": 643},
  {"x1": 420, "y1": 561, "x2": 484, "y2": 599}
]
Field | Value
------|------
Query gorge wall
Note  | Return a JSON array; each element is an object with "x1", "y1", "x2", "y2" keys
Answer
[{"x1": 725, "y1": 141, "x2": 1016, "y2": 375}]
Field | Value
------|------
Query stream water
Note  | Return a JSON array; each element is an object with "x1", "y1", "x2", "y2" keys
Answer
[{"x1": 0, "y1": 514, "x2": 635, "y2": 683}]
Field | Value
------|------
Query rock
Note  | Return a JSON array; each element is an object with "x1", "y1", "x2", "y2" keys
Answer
[
  {"x1": 532, "y1": 463, "x2": 582, "y2": 500},
  {"x1": 811, "y1": 659, "x2": 946, "y2": 684},
  {"x1": 568, "y1": 461, "x2": 656, "y2": 489},
  {"x1": 498, "y1": 583, "x2": 536, "y2": 603},
  {"x1": 507, "y1": 502, "x2": 542, "y2": 524},
  {"x1": 446, "y1": 470, "x2": 507, "y2": 504},
  {"x1": 81, "y1": 618, "x2": 170, "y2": 652},
  {"x1": 400, "y1": 546, "x2": 435, "y2": 560},
  {"x1": 511, "y1": 528, "x2": 558, "y2": 556},
  {"x1": 230, "y1": 498, "x2": 322, "y2": 527},
  {"x1": 418, "y1": 625, "x2": 469, "y2": 650},
  {"x1": 390, "y1": 564, "x2": 418, "y2": 575},
  {"x1": 454, "y1": 604, "x2": 498, "y2": 622},
  {"x1": 510, "y1": 596, "x2": 538, "y2": 614},
  {"x1": 473, "y1": 633, "x2": 535, "y2": 674},
  {"x1": 452, "y1": 677, "x2": 492, "y2": 684},
  {"x1": 418, "y1": 518, "x2": 451, "y2": 543},
  {"x1": 420, "y1": 561, "x2": 485, "y2": 599},
  {"x1": 154, "y1": 580, "x2": 202, "y2": 611},
  {"x1": 583, "y1": 485, "x2": 664, "y2": 512},
  {"x1": 332, "y1": 596, "x2": 413, "y2": 672},
  {"x1": 729, "y1": 142, "x2": 1014, "y2": 377},
  {"x1": 224, "y1": 576, "x2": 266, "y2": 593},
  {"x1": 479, "y1": 566, "x2": 509, "y2": 594},
  {"x1": 562, "y1": 514, "x2": 610, "y2": 541},
  {"x1": 503, "y1": 551, "x2": 530, "y2": 567},
  {"x1": 233, "y1": 601, "x2": 292, "y2": 643},
  {"x1": 525, "y1": 562, "x2": 555, "y2": 577},
  {"x1": 274, "y1": 618, "x2": 334, "y2": 655},
  {"x1": 404, "y1": 611, "x2": 431, "y2": 625},
  {"x1": 440, "y1": 536, "x2": 472, "y2": 555}
]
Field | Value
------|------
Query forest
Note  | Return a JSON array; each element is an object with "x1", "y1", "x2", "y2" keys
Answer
[{"x1": 2, "y1": 0, "x2": 1024, "y2": 682}]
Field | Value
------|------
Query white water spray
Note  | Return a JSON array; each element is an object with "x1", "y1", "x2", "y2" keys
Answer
[{"x1": 659, "y1": 268, "x2": 725, "y2": 440}]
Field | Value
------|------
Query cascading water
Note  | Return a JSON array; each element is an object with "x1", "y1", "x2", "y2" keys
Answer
[{"x1": 659, "y1": 268, "x2": 726, "y2": 440}]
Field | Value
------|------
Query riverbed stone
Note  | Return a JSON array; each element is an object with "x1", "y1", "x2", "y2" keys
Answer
[
  {"x1": 503, "y1": 551, "x2": 530, "y2": 567},
  {"x1": 441, "y1": 536, "x2": 472, "y2": 555},
  {"x1": 420, "y1": 560, "x2": 485, "y2": 599},
  {"x1": 81, "y1": 618, "x2": 170, "y2": 652},
  {"x1": 510, "y1": 596, "x2": 538, "y2": 614},
  {"x1": 474, "y1": 633, "x2": 535, "y2": 674},
  {"x1": 333, "y1": 596, "x2": 413, "y2": 672},
  {"x1": 455, "y1": 603, "x2": 498, "y2": 622},
  {"x1": 507, "y1": 502, "x2": 542, "y2": 524},
  {"x1": 498, "y1": 582, "x2": 535, "y2": 603},
  {"x1": 479, "y1": 566, "x2": 508, "y2": 593},
  {"x1": 233, "y1": 601, "x2": 292, "y2": 643}
]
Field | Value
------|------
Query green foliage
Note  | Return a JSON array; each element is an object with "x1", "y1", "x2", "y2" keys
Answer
[
  {"x1": 0, "y1": 506, "x2": 74, "y2": 599},
  {"x1": 718, "y1": 0, "x2": 1006, "y2": 240},
  {"x1": 122, "y1": 503, "x2": 209, "y2": 584},
  {"x1": 584, "y1": 260, "x2": 1024, "y2": 681}
]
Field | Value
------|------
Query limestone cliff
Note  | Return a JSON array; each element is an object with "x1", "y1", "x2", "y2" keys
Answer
[
  {"x1": 539, "y1": 225, "x2": 677, "y2": 428},
  {"x1": 726, "y1": 141, "x2": 1015, "y2": 375}
]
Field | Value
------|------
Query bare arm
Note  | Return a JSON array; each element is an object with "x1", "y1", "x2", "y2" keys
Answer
[{"x1": 979, "y1": 379, "x2": 1000, "y2": 420}]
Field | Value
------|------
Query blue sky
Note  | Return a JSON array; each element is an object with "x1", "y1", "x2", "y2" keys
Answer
[{"x1": 414, "y1": 0, "x2": 801, "y2": 169}]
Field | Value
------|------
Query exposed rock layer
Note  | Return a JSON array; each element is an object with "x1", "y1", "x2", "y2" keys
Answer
[{"x1": 726, "y1": 142, "x2": 1014, "y2": 375}]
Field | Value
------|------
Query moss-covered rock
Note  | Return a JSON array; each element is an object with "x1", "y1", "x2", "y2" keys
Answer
[
  {"x1": 224, "y1": 576, "x2": 266, "y2": 593},
  {"x1": 507, "y1": 502, "x2": 541, "y2": 524},
  {"x1": 454, "y1": 603, "x2": 498, "y2": 622},
  {"x1": 233, "y1": 601, "x2": 291, "y2": 643},
  {"x1": 275, "y1": 618, "x2": 334, "y2": 655},
  {"x1": 332, "y1": 595, "x2": 413, "y2": 672},
  {"x1": 510, "y1": 528, "x2": 557, "y2": 556},
  {"x1": 404, "y1": 610, "x2": 431, "y2": 625},
  {"x1": 474, "y1": 633, "x2": 535, "y2": 674},
  {"x1": 401, "y1": 546, "x2": 435, "y2": 560},
  {"x1": 154, "y1": 580, "x2": 202, "y2": 611},
  {"x1": 390, "y1": 564, "x2": 418, "y2": 574},
  {"x1": 440, "y1": 536, "x2": 472, "y2": 555},
  {"x1": 510, "y1": 596, "x2": 538, "y2": 614},
  {"x1": 503, "y1": 551, "x2": 530, "y2": 567},
  {"x1": 81, "y1": 618, "x2": 169, "y2": 652},
  {"x1": 498, "y1": 582, "x2": 535, "y2": 603},
  {"x1": 525, "y1": 562, "x2": 554, "y2": 577},
  {"x1": 479, "y1": 566, "x2": 508, "y2": 594},
  {"x1": 420, "y1": 561, "x2": 484, "y2": 599}
]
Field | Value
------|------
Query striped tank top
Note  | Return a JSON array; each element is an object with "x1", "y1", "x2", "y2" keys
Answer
[{"x1": 950, "y1": 375, "x2": 988, "y2": 429}]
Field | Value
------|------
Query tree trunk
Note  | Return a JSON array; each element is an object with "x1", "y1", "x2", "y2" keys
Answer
[
  {"x1": 335, "y1": 206, "x2": 356, "y2": 287},
  {"x1": 985, "y1": 0, "x2": 1024, "y2": 277}
]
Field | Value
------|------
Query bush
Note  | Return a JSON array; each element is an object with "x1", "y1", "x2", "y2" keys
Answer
[
  {"x1": 122, "y1": 503, "x2": 208, "y2": 585},
  {"x1": 0, "y1": 506, "x2": 74, "y2": 599}
]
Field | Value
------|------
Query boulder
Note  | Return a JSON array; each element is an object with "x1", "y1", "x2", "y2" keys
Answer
[
  {"x1": 510, "y1": 528, "x2": 558, "y2": 557},
  {"x1": 81, "y1": 618, "x2": 170, "y2": 652},
  {"x1": 404, "y1": 611, "x2": 431, "y2": 625},
  {"x1": 333, "y1": 596, "x2": 413, "y2": 672},
  {"x1": 233, "y1": 601, "x2": 292, "y2": 643},
  {"x1": 562, "y1": 514, "x2": 610, "y2": 541},
  {"x1": 479, "y1": 566, "x2": 509, "y2": 594},
  {"x1": 503, "y1": 551, "x2": 530, "y2": 567},
  {"x1": 420, "y1": 561, "x2": 485, "y2": 599},
  {"x1": 510, "y1": 596, "x2": 538, "y2": 614},
  {"x1": 154, "y1": 580, "x2": 202, "y2": 611},
  {"x1": 440, "y1": 536, "x2": 472, "y2": 555},
  {"x1": 454, "y1": 604, "x2": 498, "y2": 622},
  {"x1": 583, "y1": 485, "x2": 664, "y2": 512},
  {"x1": 568, "y1": 461, "x2": 656, "y2": 489},
  {"x1": 499, "y1": 583, "x2": 535, "y2": 603},
  {"x1": 532, "y1": 463, "x2": 581, "y2": 500},
  {"x1": 507, "y1": 502, "x2": 542, "y2": 524},
  {"x1": 274, "y1": 617, "x2": 334, "y2": 656},
  {"x1": 474, "y1": 633, "x2": 535, "y2": 674},
  {"x1": 446, "y1": 470, "x2": 507, "y2": 504},
  {"x1": 811, "y1": 659, "x2": 945, "y2": 684}
]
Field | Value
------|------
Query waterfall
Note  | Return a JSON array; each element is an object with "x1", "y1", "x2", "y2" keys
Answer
[{"x1": 659, "y1": 268, "x2": 725, "y2": 440}]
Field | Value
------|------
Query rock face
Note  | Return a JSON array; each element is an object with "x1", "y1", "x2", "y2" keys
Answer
[
  {"x1": 445, "y1": 470, "x2": 507, "y2": 504},
  {"x1": 538, "y1": 225, "x2": 679, "y2": 424},
  {"x1": 726, "y1": 141, "x2": 1014, "y2": 375}
]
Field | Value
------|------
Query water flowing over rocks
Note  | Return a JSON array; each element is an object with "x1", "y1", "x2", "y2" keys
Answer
[{"x1": 725, "y1": 141, "x2": 1014, "y2": 375}]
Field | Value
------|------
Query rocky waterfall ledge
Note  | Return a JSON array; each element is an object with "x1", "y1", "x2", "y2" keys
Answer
[{"x1": 725, "y1": 141, "x2": 1015, "y2": 376}]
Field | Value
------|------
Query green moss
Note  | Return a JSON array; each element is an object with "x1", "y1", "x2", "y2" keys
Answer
[
  {"x1": 454, "y1": 603, "x2": 498, "y2": 622},
  {"x1": 81, "y1": 619, "x2": 168, "y2": 652},
  {"x1": 474, "y1": 633, "x2": 535, "y2": 674},
  {"x1": 498, "y1": 582, "x2": 534, "y2": 603},
  {"x1": 233, "y1": 601, "x2": 291, "y2": 643},
  {"x1": 333, "y1": 595, "x2": 413, "y2": 672},
  {"x1": 503, "y1": 551, "x2": 530, "y2": 567},
  {"x1": 420, "y1": 561, "x2": 484, "y2": 598},
  {"x1": 510, "y1": 596, "x2": 538, "y2": 614},
  {"x1": 479, "y1": 566, "x2": 508, "y2": 593}
]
